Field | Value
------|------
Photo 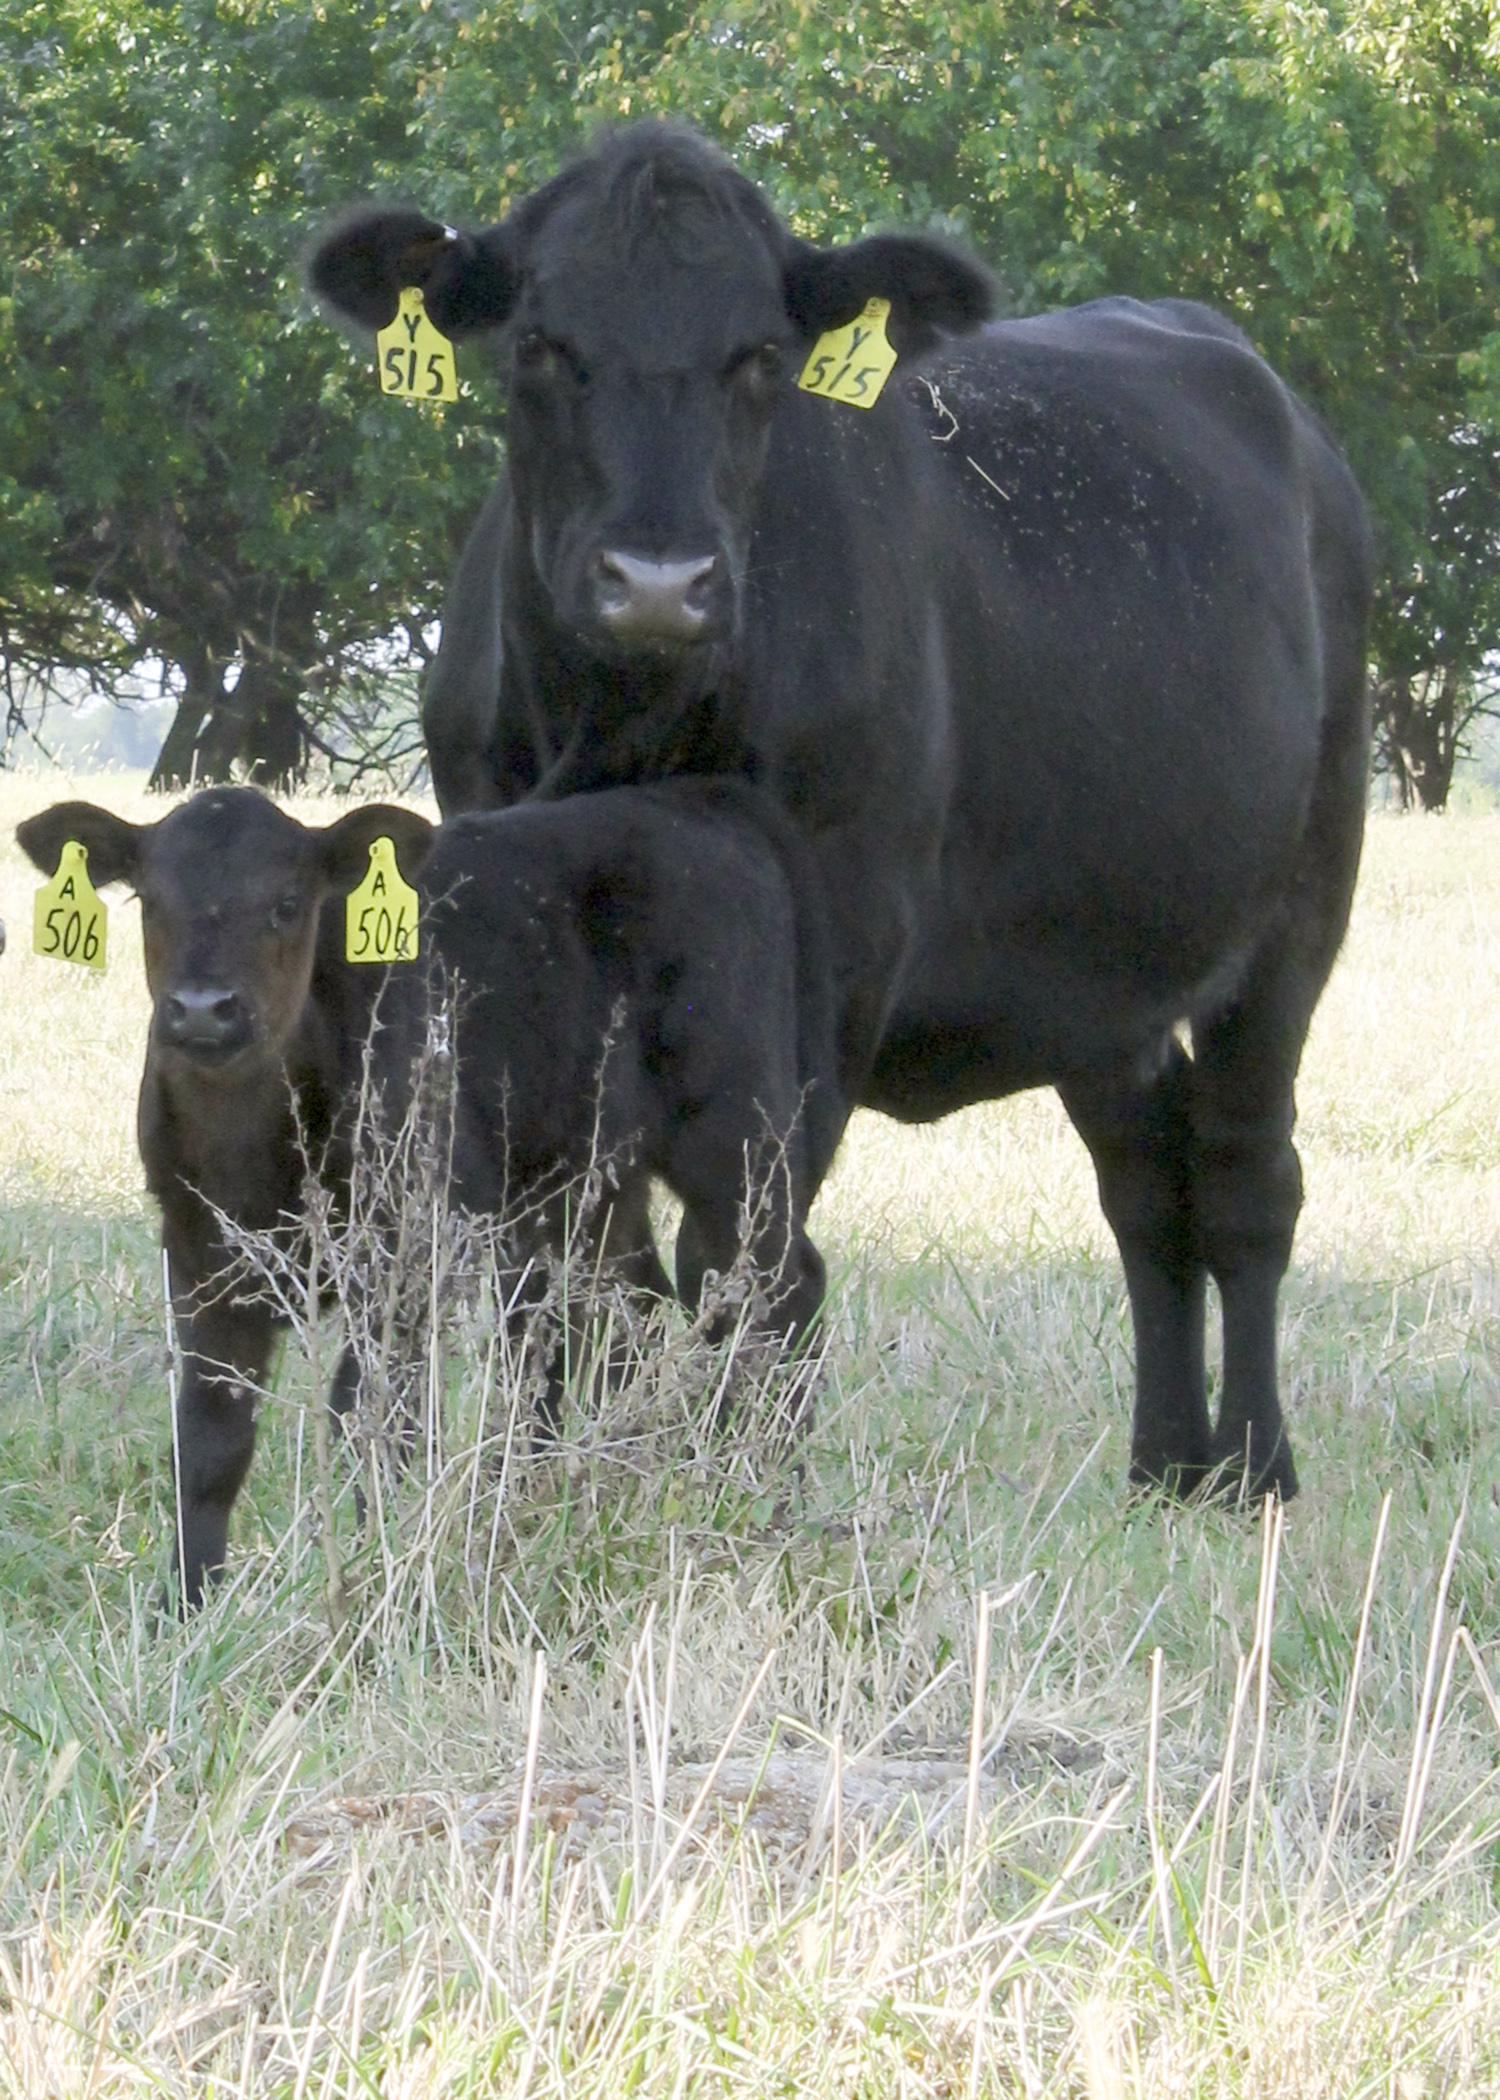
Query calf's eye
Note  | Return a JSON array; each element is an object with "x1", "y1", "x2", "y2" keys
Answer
[{"x1": 269, "y1": 893, "x2": 302, "y2": 932}]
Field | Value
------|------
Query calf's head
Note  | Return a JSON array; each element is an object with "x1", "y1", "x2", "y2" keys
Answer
[
  {"x1": 17, "y1": 789, "x2": 434, "y2": 1077},
  {"x1": 310, "y1": 123, "x2": 993, "y2": 661}
]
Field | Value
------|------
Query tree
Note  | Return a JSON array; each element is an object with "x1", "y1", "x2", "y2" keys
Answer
[{"x1": 0, "y1": 0, "x2": 495, "y2": 784}]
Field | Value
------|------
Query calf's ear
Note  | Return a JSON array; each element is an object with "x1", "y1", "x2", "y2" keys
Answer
[
  {"x1": 318, "y1": 804, "x2": 437, "y2": 892},
  {"x1": 783, "y1": 232, "x2": 995, "y2": 358},
  {"x1": 16, "y1": 802, "x2": 146, "y2": 887},
  {"x1": 307, "y1": 206, "x2": 519, "y2": 338}
]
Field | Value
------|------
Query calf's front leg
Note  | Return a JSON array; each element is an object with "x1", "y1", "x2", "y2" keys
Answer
[{"x1": 167, "y1": 1273, "x2": 274, "y2": 1611}]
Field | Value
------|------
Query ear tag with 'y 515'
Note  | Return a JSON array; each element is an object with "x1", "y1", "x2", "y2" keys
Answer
[
  {"x1": 33, "y1": 841, "x2": 107, "y2": 971},
  {"x1": 377, "y1": 286, "x2": 457, "y2": 403},
  {"x1": 798, "y1": 297, "x2": 897, "y2": 409},
  {"x1": 346, "y1": 838, "x2": 420, "y2": 963}
]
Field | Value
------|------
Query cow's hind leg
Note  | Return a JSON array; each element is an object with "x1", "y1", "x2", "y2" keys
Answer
[
  {"x1": 1192, "y1": 633, "x2": 1368, "y2": 1501},
  {"x1": 676, "y1": 1197, "x2": 826, "y2": 1431},
  {"x1": 538, "y1": 1183, "x2": 676, "y2": 1428},
  {"x1": 1061, "y1": 1045, "x2": 1211, "y2": 1494},
  {"x1": 1186, "y1": 965, "x2": 1306, "y2": 1501},
  {"x1": 597, "y1": 1179, "x2": 674, "y2": 1303},
  {"x1": 673, "y1": 1117, "x2": 826, "y2": 1355},
  {"x1": 495, "y1": 1184, "x2": 669, "y2": 1442},
  {"x1": 1190, "y1": 895, "x2": 1357, "y2": 1502}
]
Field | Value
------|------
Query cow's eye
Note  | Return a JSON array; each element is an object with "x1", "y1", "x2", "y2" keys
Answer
[
  {"x1": 515, "y1": 331, "x2": 587, "y2": 385},
  {"x1": 730, "y1": 342, "x2": 784, "y2": 390},
  {"x1": 269, "y1": 892, "x2": 302, "y2": 932}
]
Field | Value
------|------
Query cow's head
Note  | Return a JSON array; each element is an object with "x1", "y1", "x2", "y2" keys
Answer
[
  {"x1": 17, "y1": 790, "x2": 434, "y2": 1078},
  {"x1": 310, "y1": 123, "x2": 993, "y2": 662}
]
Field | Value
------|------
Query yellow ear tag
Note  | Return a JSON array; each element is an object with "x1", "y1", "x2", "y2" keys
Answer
[
  {"x1": 346, "y1": 838, "x2": 420, "y2": 963},
  {"x1": 33, "y1": 841, "x2": 107, "y2": 972},
  {"x1": 798, "y1": 296, "x2": 897, "y2": 409},
  {"x1": 376, "y1": 286, "x2": 458, "y2": 403}
]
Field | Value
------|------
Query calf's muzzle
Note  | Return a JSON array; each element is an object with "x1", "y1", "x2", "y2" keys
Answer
[{"x1": 161, "y1": 985, "x2": 251, "y2": 1060}]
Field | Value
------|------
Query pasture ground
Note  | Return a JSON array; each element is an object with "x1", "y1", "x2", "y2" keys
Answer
[{"x1": 1, "y1": 771, "x2": 1499, "y2": 2097}]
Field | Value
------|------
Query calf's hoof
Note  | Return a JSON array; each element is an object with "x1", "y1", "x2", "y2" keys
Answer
[{"x1": 156, "y1": 1570, "x2": 208, "y2": 1623}]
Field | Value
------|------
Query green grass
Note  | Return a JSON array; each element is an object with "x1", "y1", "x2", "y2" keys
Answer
[{"x1": 2, "y1": 771, "x2": 1499, "y2": 2095}]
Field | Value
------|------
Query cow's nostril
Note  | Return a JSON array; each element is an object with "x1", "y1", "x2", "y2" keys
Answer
[
  {"x1": 682, "y1": 554, "x2": 718, "y2": 611},
  {"x1": 594, "y1": 550, "x2": 633, "y2": 616}
]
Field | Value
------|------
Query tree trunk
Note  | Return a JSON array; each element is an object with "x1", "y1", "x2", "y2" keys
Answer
[
  {"x1": 150, "y1": 649, "x2": 306, "y2": 790},
  {"x1": 1375, "y1": 668, "x2": 1461, "y2": 813},
  {"x1": 149, "y1": 647, "x2": 223, "y2": 791},
  {"x1": 194, "y1": 656, "x2": 306, "y2": 787},
  {"x1": 243, "y1": 664, "x2": 307, "y2": 785}
]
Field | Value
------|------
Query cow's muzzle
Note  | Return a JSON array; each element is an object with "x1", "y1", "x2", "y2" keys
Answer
[
  {"x1": 592, "y1": 550, "x2": 720, "y2": 646},
  {"x1": 160, "y1": 985, "x2": 253, "y2": 1064}
]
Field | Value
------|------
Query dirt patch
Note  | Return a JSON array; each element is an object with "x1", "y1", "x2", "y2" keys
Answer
[{"x1": 283, "y1": 1750, "x2": 1006, "y2": 1868}]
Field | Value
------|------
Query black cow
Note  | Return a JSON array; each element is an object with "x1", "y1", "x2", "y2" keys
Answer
[
  {"x1": 18, "y1": 779, "x2": 838, "y2": 1606},
  {"x1": 311, "y1": 121, "x2": 1373, "y2": 1505}
]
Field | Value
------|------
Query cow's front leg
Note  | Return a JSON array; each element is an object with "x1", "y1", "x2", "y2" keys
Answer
[{"x1": 168, "y1": 1277, "x2": 274, "y2": 1611}]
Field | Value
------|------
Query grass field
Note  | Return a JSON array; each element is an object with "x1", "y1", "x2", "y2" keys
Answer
[{"x1": 1, "y1": 769, "x2": 1499, "y2": 2097}]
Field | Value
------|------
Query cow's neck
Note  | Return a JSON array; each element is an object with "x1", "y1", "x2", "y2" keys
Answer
[{"x1": 505, "y1": 587, "x2": 749, "y2": 798}]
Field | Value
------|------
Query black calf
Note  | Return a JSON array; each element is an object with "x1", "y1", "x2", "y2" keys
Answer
[{"x1": 19, "y1": 777, "x2": 840, "y2": 1606}]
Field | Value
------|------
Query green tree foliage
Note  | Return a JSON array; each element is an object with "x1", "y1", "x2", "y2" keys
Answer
[
  {"x1": 0, "y1": 0, "x2": 498, "y2": 783},
  {"x1": 2, "y1": 0, "x2": 1497, "y2": 797}
]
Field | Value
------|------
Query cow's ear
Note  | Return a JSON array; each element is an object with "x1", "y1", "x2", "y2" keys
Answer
[
  {"x1": 783, "y1": 233, "x2": 995, "y2": 358},
  {"x1": 15, "y1": 802, "x2": 146, "y2": 888},
  {"x1": 307, "y1": 207, "x2": 520, "y2": 339},
  {"x1": 317, "y1": 804, "x2": 437, "y2": 893}
]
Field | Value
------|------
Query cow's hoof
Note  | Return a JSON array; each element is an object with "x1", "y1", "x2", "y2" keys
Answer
[
  {"x1": 1127, "y1": 1456, "x2": 1211, "y2": 1504},
  {"x1": 1204, "y1": 1434, "x2": 1299, "y2": 1507}
]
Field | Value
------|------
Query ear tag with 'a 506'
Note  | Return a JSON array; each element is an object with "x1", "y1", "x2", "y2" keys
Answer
[
  {"x1": 346, "y1": 838, "x2": 419, "y2": 963},
  {"x1": 33, "y1": 841, "x2": 107, "y2": 972},
  {"x1": 798, "y1": 296, "x2": 897, "y2": 409},
  {"x1": 377, "y1": 286, "x2": 457, "y2": 403}
]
